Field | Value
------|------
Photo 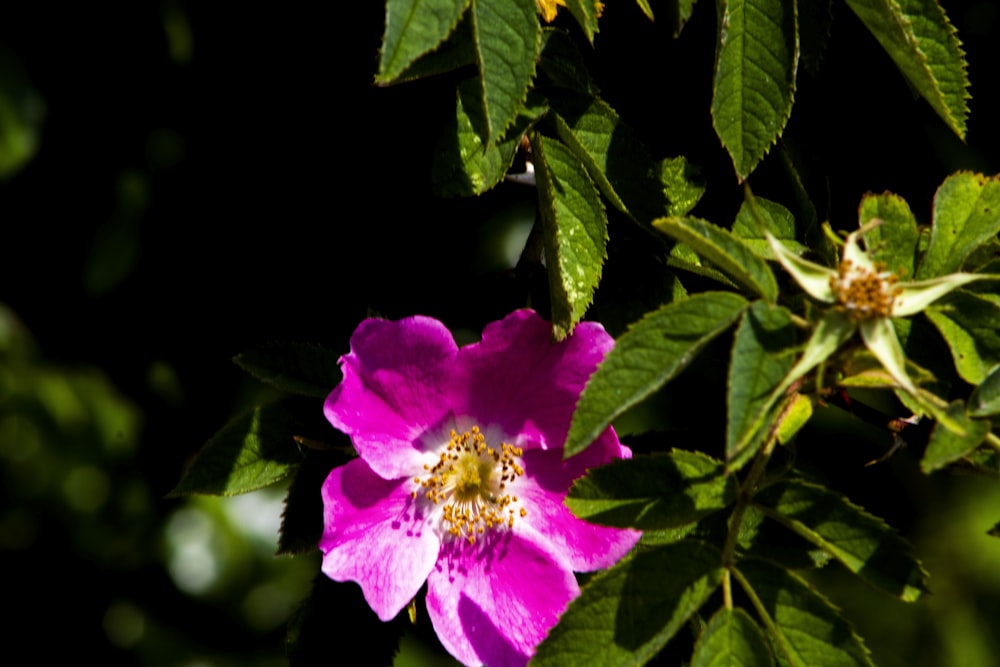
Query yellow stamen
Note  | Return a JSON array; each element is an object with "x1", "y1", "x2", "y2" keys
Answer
[
  {"x1": 830, "y1": 258, "x2": 902, "y2": 320},
  {"x1": 412, "y1": 426, "x2": 527, "y2": 544}
]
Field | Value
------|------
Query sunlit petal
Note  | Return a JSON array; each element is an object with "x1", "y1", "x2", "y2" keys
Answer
[
  {"x1": 765, "y1": 231, "x2": 837, "y2": 303},
  {"x1": 893, "y1": 274, "x2": 993, "y2": 316},
  {"x1": 859, "y1": 318, "x2": 918, "y2": 395}
]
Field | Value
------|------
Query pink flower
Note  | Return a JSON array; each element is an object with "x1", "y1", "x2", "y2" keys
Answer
[{"x1": 319, "y1": 309, "x2": 640, "y2": 667}]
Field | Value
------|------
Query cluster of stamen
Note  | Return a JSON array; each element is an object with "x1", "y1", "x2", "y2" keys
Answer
[
  {"x1": 830, "y1": 258, "x2": 902, "y2": 321},
  {"x1": 411, "y1": 426, "x2": 527, "y2": 545}
]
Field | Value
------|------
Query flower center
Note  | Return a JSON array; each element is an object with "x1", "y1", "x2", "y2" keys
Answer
[
  {"x1": 412, "y1": 426, "x2": 527, "y2": 545},
  {"x1": 830, "y1": 258, "x2": 902, "y2": 320}
]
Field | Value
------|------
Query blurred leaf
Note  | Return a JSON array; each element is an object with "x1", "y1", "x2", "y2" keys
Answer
[
  {"x1": 533, "y1": 540, "x2": 723, "y2": 666},
  {"x1": 837, "y1": 349, "x2": 935, "y2": 389},
  {"x1": 755, "y1": 479, "x2": 930, "y2": 601},
  {"x1": 712, "y1": 0, "x2": 798, "y2": 180},
  {"x1": 691, "y1": 607, "x2": 775, "y2": 667},
  {"x1": 566, "y1": 450, "x2": 738, "y2": 529},
  {"x1": 234, "y1": 342, "x2": 342, "y2": 398},
  {"x1": 654, "y1": 217, "x2": 778, "y2": 301},
  {"x1": 433, "y1": 81, "x2": 546, "y2": 197},
  {"x1": 84, "y1": 171, "x2": 148, "y2": 296},
  {"x1": 917, "y1": 172, "x2": 1000, "y2": 279},
  {"x1": 170, "y1": 403, "x2": 303, "y2": 496},
  {"x1": 844, "y1": 0, "x2": 969, "y2": 139},
  {"x1": 727, "y1": 302, "x2": 798, "y2": 456},
  {"x1": 376, "y1": 0, "x2": 471, "y2": 83},
  {"x1": 472, "y1": 0, "x2": 540, "y2": 145},
  {"x1": 859, "y1": 192, "x2": 919, "y2": 278},
  {"x1": 549, "y1": 91, "x2": 703, "y2": 222},
  {"x1": 969, "y1": 364, "x2": 1000, "y2": 417},
  {"x1": 921, "y1": 400, "x2": 991, "y2": 473},
  {"x1": 533, "y1": 132, "x2": 608, "y2": 339},
  {"x1": 732, "y1": 196, "x2": 805, "y2": 260},
  {"x1": 565, "y1": 292, "x2": 748, "y2": 457},
  {"x1": 564, "y1": 0, "x2": 602, "y2": 43},
  {"x1": 635, "y1": 0, "x2": 654, "y2": 21},
  {"x1": 0, "y1": 45, "x2": 45, "y2": 179},
  {"x1": 925, "y1": 291, "x2": 1000, "y2": 385},
  {"x1": 735, "y1": 559, "x2": 876, "y2": 667}
]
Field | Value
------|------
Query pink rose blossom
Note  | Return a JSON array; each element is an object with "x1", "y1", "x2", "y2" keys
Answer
[{"x1": 319, "y1": 309, "x2": 640, "y2": 667}]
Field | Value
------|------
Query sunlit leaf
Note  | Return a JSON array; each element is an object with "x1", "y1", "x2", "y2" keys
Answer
[
  {"x1": 921, "y1": 400, "x2": 991, "y2": 473},
  {"x1": 654, "y1": 217, "x2": 778, "y2": 301},
  {"x1": 533, "y1": 540, "x2": 724, "y2": 666},
  {"x1": 234, "y1": 342, "x2": 342, "y2": 398},
  {"x1": 917, "y1": 172, "x2": 1000, "y2": 279},
  {"x1": 727, "y1": 301, "x2": 798, "y2": 456},
  {"x1": 549, "y1": 91, "x2": 703, "y2": 222},
  {"x1": 566, "y1": 450, "x2": 738, "y2": 529},
  {"x1": 564, "y1": 0, "x2": 602, "y2": 43},
  {"x1": 533, "y1": 132, "x2": 608, "y2": 339},
  {"x1": 735, "y1": 559, "x2": 875, "y2": 667},
  {"x1": 732, "y1": 196, "x2": 805, "y2": 260},
  {"x1": 844, "y1": 0, "x2": 969, "y2": 138},
  {"x1": 755, "y1": 480, "x2": 929, "y2": 601},
  {"x1": 433, "y1": 82, "x2": 547, "y2": 197},
  {"x1": 376, "y1": 0, "x2": 471, "y2": 84},
  {"x1": 472, "y1": 0, "x2": 540, "y2": 145},
  {"x1": 925, "y1": 290, "x2": 1000, "y2": 384},
  {"x1": 712, "y1": 0, "x2": 799, "y2": 180},
  {"x1": 858, "y1": 192, "x2": 919, "y2": 278},
  {"x1": 565, "y1": 292, "x2": 748, "y2": 457},
  {"x1": 691, "y1": 607, "x2": 775, "y2": 667},
  {"x1": 170, "y1": 403, "x2": 303, "y2": 496}
]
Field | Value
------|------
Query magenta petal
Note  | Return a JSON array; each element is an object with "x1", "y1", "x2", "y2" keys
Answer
[
  {"x1": 319, "y1": 458, "x2": 440, "y2": 621},
  {"x1": 452, "y1": 310, "x2": 613, "y2": 451},
  {"x1": 517, "y1": 431, "x2": 640, "y2": 572},
  {"x1": 325, "y1": 316, "x2": 458, "y2": 479},
  {"x1": 425, "y1": 535, "x2": 580, "y2": 667}
]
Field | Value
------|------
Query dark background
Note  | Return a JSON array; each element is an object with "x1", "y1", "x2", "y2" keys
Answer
[{"x1": 2, "y1": 1, "x2": 999, "y2": 665}]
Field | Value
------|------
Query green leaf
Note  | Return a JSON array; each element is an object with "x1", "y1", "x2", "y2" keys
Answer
[
  {"x1": 969, "y1": 364, "x2": 1000, "y2": 417},
  {"x1": 727, "y1": 302, "x2": 798, "y2": 455},
  {"x1": 376, "y1": 0, "x2": 471, "y2": 83},
  {"x1": 917, "y1": 172, "x2": 1000, "y2": 279},
  {"x1": 533, "y1": 540, "x2": 724, "y2": 667},
  {"x1": 538, "y1": 28, "x2": 598, "y2": 94},
  {"x1": 549, "y1": 92, "x2": 703, "y2": 222},
  {"x1": 566, "y1": 450, "x2": 738, "y2": 529},
  {"x1": 925, "y1": 290, "x2": 1000, "y2": 384},
  {"x1": 844, "y1": 0, "x2": 969, "y2": 138},
  {"x1": 732, "y1": 197, "x2": 805, "y2": 260},
  {"x1": 433, "y1": 82, "x2": 547, "y2": 197},
  {"x1": 859, "y1": 192, "x2": 919, "y2": 278},
  {"x1": 533, "y1": 132, "x2": 608, "y2": 339},
  {"x1": 774, "y1": 393, "x2": 812, "y2": 445},
  {"x1": 170, "y1": 403, "x2": 303, "y2": 496},
  {"x1": 653, "y1": 217, "x2": 778, "y2": 301},
  {"x1": 734, "y1": 559, "x2": 875, "y2": 667},
  {"x1": 471, "y1": 0, "x2": 540, "y2": 145},
  {"x1": 0, "y1": 47, "x2": 45, "y2": 179},
  {"x1": 755, "y1": 479, "x2": 929, "y2": 601},
  {"x1": 691, "y1": 607, "x2": 775, "y2": 667},
  {"x1": 921, "y1": 400, "x2": 991, "y2": 473},
  {"x1": 635, "y1": 0, "x2": 654, "y2": 22},
  {"x1": 233, "y1": 342, "x2": 341, "y2": 398},
  {"x1": 387, "y1": 14, "x2": 477, "y2": 84},
  {"x1": 565, "y1": 292, "x2": 748, "y2": 457},
  {"x1": 730, "y1": 312, "x2": 856, "y2": 465},
  {"x1": 564, "y1": 0, "x2": 602, "y2": 43},
  {"x1": 711, "y1": 0, "x2": 799, "y2": 180}
]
